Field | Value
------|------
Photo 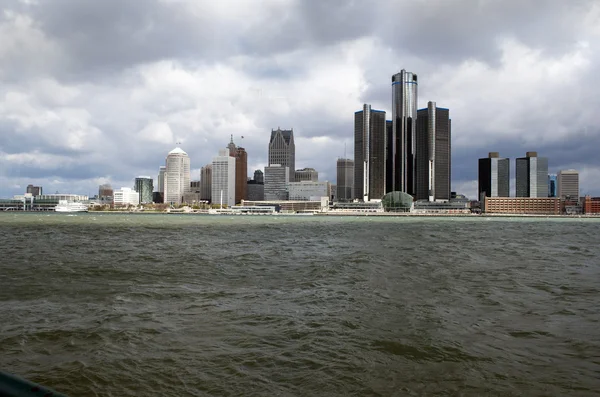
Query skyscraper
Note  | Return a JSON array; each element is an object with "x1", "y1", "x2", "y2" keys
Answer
[
  {"x1": 478, "y1": 152, "x2": 510, "y2": 200},
  {"x1": 516, "y1": 152, "x2": 548, "y2": 198},
  {"x1": 557, "y1": 170, "x2": 579, "y2": 201},
  {"x1": 354, "y1": 104, "x2": 386, "y2": 201},
  {"x1": 26, "y1": 184, "x2": 42, "y2": 196},
  {"x1": 134, "y1": 176, "x2": 154, "y2": 204},
  {"x1": 224, "y1": 136, "x2": 248, "y2": 203},
  {"x1": 416, "y1": 102, "x2": 451, "y2": 201},
  {"x1": 391, "y1": 69, "x2": 418, "y2": 195},
  {"x1": 264, "y1": 164, "x2": 289, "y2": 200},
  {"x1": 200, "y1": 164, "x2": 212, "y2": 201},
  {"x1": 157, "y1": 166, "x2": 166, "y2": 193},
  {"x1": 165, "y1": 147, "x2": 190, "y2": 205},
  {"x1": 268, "y1": 128, "x2": 295, "y2": 182},
  {"x1": 548, "y1": 174, "x2": 557, "y2": 197},
  {"x1": 336, "y1": 158, "x2": 354, "y2": 202},
  {"x1": 211, "y1": 149, "x2": 236, "y2": 207},
  {"x1": 253, "y1": 170, "x2": 264, "y2": 184}
]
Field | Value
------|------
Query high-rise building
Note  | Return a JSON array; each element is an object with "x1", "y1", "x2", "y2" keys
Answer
[
  {"x1": 165, "y1": 147, "x2": 191, "y2": 205},
  {"x1": 200, "y1": 164, "x2": 212, "y2": 201},
  {"x1": 516, "y1": 152, "x2": 548, "y2": 198},
  {"x1": 557, "y1": 169, "x2": 579, "y2": 201},
  {"x1": 295, "y1": 168, "x2": 318, "y2": 182},
  {"x1": 336, "y1": 158, "x2": 354, "y2": 202},
  {"x1": 391, "y1": 69, "x2": 418, "y2": 195},
  {"x1": 268, "y1": 128, "x2": 295, "y2": 182},
  {"x1": 211, "y1": 149, "x2": 236, "y2": 207},
  {"x1": 354, "y1": 104, "x2": 386, "y2": 201},
  {"x1": 157, "y1": 166, "x2": 166, "y2": 193},
  {"x1": 99, "y1": 183, "x2": 113, "y2": 199},
  {"x1": 264, "y1": 164, "x2": 289, "y2": 200},
  {"x1": 548, "y1": 174, "x2": 557, "y2": 197},
  {"x1": 225, "y1": 135, "x2": 248, "y2": 203},
  {"x1": 478, "y1": 152, "x2": 510, "y2": 200},
  {"x1": 288, "y1": 181, "x2": 329, "y2": 201},
  {"x1": 385, "y1": 120, "x2": 393, "y2": 193},
  {"x1": 26, "y1": 184, "x2": 42, "y2": 196},
  {"x1": 134, "y1": 177, "x2": 154, "y2": 204},
  {"x1": 253, "y1": 170, "x2": 264, "y2": 184},
  {"x1": 416, "y1": 102, "x2": 451, "y2": 201}
]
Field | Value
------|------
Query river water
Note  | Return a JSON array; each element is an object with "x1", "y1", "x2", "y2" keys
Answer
[{"x1": 0, "y1": 213, "x2": 599, "y2": 396}]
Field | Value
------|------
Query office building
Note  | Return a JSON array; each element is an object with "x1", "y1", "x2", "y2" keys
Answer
[
  {"x1": 157, "y1": 166, "x2": 166, "y2": 193},
  {"x1": 295, "y1": 168, "x2": 318, "y2": 182},
  {"x1": 26, "y1": 185, "x2": 42, "y2": 196},
  {"x1": 354, "y1": 104, "x2": 386, "y2": 201},
  {"x1": 247, "y1": 181, "x2": 264, "y2": 201},
  {"x1": 548, "y1": 174, "x2": 557, "y2": 197},
  {"x1": 416, "y1": 102, "x2": 451, "y2": 201},
  {"x1": 336, "y1": 158, "x2": 354, "y2": 202},
  {"x1": 268, "y1": 128, "x2": 295, "y2": 182},
  {"x1": 264, "y1": 164, "x2": 289, "y2": 200},
  {"x1": 200, "y1": 164, "x2": 212, "y2": 201},
  {"x1": 478, "y1": 152, "x2": 510, "y2": 200},
  {"x1": 391, "y1": 69, "x2": 418, "y2": 195},
  {"x1": 113, "y1": 187, "x2": 140, "y2": 206},
  {"x1": 385, "y1": 120, "x2": 393, "y2": 193},
  {"x1": 134, "y1": 177, "x2": 154, "y2": 204},
  {"x1": 583, "y1": 196, "x2": 600, "y2": 214},
  {"x1": 288, "y1": 181, "x2": 329, "y2": 201},
  {"x1": 98, "y1": 184, "x2": 113, "y2": 199},
  {"x1": 557, "y1": 170, "x2": 579, "y2": 201},
  {"x1": 516, "y1": 152, "x2": 548, "y2": 198},
  {"x1": 165, "y1": 147, "x2": 191, "y2": 205},
  {"x1": 211, "y1": 149, "x2": 236, "y2": 207},
  {"x1": 226, "y1": 135, "x2": 248, "y2": 203},
  {"x1": 484, "y1": 197, "x2": 560, "y2": 215},
  {"x1": 254, "y1": 169, "x2": 264, "y2": 184}
]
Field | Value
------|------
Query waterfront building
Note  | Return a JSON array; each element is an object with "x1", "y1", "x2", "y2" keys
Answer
[
  {"x1": 165, "y1": 147, "x2": 191, "y2": 205},
  {"x1": 557, "y1": 169, "x2": 579, "y2": 201},
  {"x1": 583, "y1": 196, "x2": 600, "y2": 214},
  {"x1": 157, "y1": 166, "x2": 166, "y2": 193},
  {"x1": 415, "y1": 101, "x2": 451, "y2": 201},
  {"x1": 295, "y1": 168, "x2": 318, "y2": 182},
  {"x1": 264, "y1": 164, "x2": 289, "y2": 201},
  {"x1": 200, "y1": 164, "x2": 212, "y2": 201},
  {"x1": 354, "y1": 104, "x2": 386, "y2": 201},
  {"x1": 134, "y1": 177, "x2": 154, "y2": 204},
  {"x1": 26, "y1": 185, "x2": 42, "y2": 196},
  {"x1": 288, "y1": 181, "x2": 329, "y2": 201},
  {"x1": 268, "y1": 128, "x2": 295, "y2": 182},
  {"x1": 242, "y1": 198, "x2": 329, "y2": 213},
  {"x1": 548, "y1": 174, "x2": 557, "y2": 197},
  {"x1": 516, "y1": 152, "x2": 548, "y2": 198},
  {"x1": 478, "y1": 152, "x2": 510, "y2": 201},
  {"x1": 113, "y1": 187, "x2": 140, "y2": 206},
  {"x1": 211, "y1": 149, "x2": 236, "y2": 207},
  {"x1": 336, "y1": 158, "x2": 354, "y2": 202},
  {"x1": 98, "y1": 183, "x2": 113, "y2": 204},
  {"x1": 390, "y1": 69, "x2": 418, "y2": 195},
  {"x1": 484, "y1": 197, "x2": 560, "y2": 215}
]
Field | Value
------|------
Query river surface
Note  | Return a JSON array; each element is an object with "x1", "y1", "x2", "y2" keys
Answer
[{"x1": 0, "y1": 213, "x2": 599, "y2": 396}]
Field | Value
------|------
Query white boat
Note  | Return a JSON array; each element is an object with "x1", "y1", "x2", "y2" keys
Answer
[{"x1": 54, "y1": 200, "x2": 89, "y2": 213}]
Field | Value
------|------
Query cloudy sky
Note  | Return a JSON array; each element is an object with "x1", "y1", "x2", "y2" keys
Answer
[{"x1": 1, "y1": 0, "x2": 600, "y2": 199}]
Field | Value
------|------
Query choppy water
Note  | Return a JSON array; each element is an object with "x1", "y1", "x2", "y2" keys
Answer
[{"x1": 1, "y1": 213, "x2": 599, "y2": 396}]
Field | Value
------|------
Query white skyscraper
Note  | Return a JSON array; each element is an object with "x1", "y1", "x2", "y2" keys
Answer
[
  {"x1": 157, "y1": 166, "x2": 166, "y2": 193},
  {"x1": 211, "y1": 149, "x2": 236, "y2": 207},
  {"x1": 165, "y1": 147, "x2": 190, "y2": 205}
]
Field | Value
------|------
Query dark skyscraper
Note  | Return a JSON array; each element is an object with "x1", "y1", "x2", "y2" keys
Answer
[
  {"x1": 516, "y1": 152, "x2": 548, "y2": 198},
  {"x1": 336, "y1": 158, "x2": 354, "y2": 202},
  {"x1": 478, "y1": 152, "x2": 510, "y2": 200},
  {"x1": 416, "y1": 102, "x2": 451, "y2": 201},
  {"x1": 385, "y1": 120, "x2": 393, "y2": 193},
  {"x1": 268, "y1": 128, "x2": 295, "y2": 183},
  {"x1": 354, "y1": 104, "x2": 386, "y2": 201},
  {"x1": 391, "y1": 69, "x2": 418, "y2": 195}
]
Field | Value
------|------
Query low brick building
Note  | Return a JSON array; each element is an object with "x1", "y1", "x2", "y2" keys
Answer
[
  {"x1": 484, "y1": 197, "x2": 560, "y2": 215},
  {"x1": 583, "y1": 196, "x2": 600, "y2": 214}
]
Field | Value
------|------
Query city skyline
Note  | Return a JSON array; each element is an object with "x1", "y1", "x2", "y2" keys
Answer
[{"x1": 2, "y1": 1, "x2": 600, "y2": 199}]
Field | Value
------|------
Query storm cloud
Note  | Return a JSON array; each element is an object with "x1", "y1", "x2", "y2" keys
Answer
[{"x1": 1, "y1": 0, "x2": 600, "y2": 199}]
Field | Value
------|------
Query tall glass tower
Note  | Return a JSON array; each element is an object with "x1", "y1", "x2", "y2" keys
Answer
[{"x1": 390, "y1": 70, "x2": 418, "y2": 195}]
